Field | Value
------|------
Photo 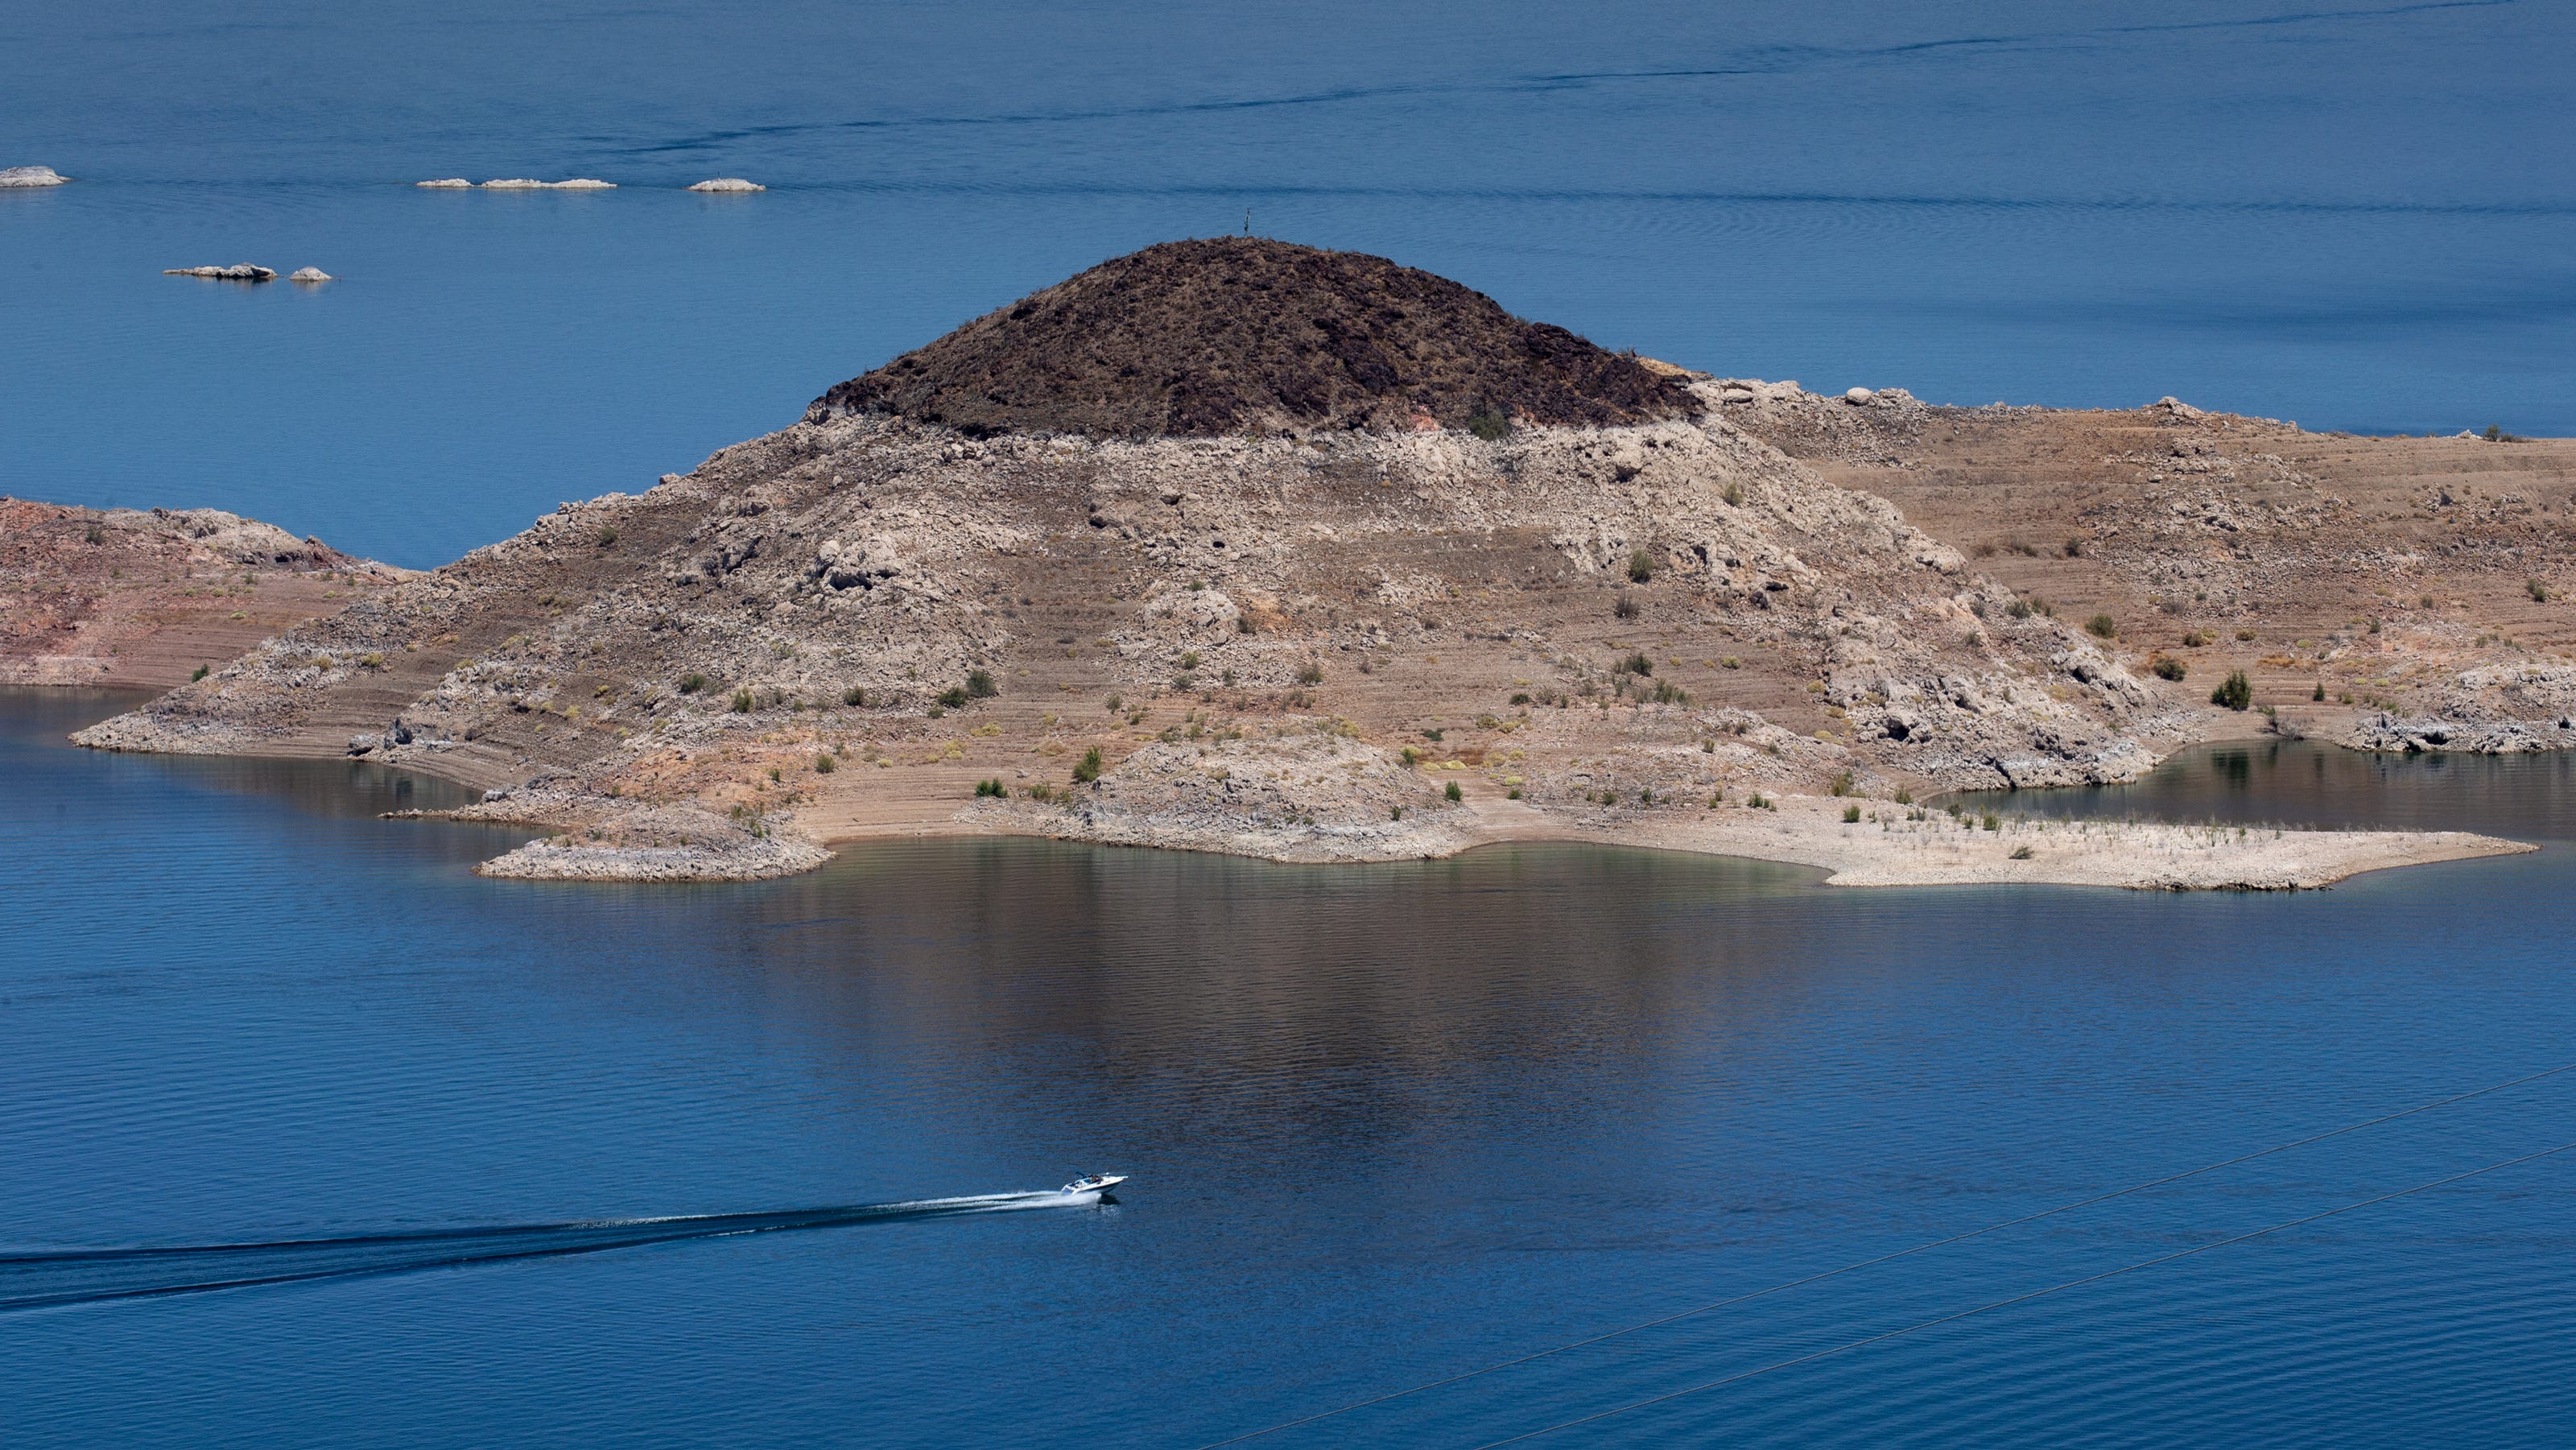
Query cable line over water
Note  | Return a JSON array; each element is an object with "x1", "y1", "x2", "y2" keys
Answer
[
  {"x1": 1197, "y1": 1059, "x2": 2576, "y2": 1448},
  {"x1": 1471, "y1": 1138, "x2": 2575, "y2": 1447}
]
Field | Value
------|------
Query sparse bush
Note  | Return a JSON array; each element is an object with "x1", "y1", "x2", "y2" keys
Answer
[
  {"x1": 1613, "y1": 591, "x2": 1640, "y2": 620},
  {"x1": 596, "y1": 527, "x2": 617, "y2": 547},
  {"x1": 1296, "y1": 659, "x2": 1324, "y2": 685},
  {"x1": 843, "y1": 684, "x2": 867, "y2": 707},
  {"x1": 2530, "y1": 578, "x2": 2552, "y2": 603},
  {"x1": 1390, "y1": 804, "x2": 1406, "y2": 821},
  {"x1": 1981, "y1": 813, "x2": 2001, "y2": 832},
  {"x1": 1177, "y1": 651, "x2": 1200, "y2": 671},
  {"x1": 1071, "y1": 746, "x2": 1103, "y2": 783},
  {"x1": 1466, "y1": 409, "x2": 1511, "y2": 441},
  {"x1": 2007, "y1": 598, "x2": 2034, "y2": 620},
  {"x1": 2235, "y1": 628, "x2": 2256, "y2": 642},
  {"x1": 1616, "y1": 651, "x2": 1653, "y2": 676},
  {"x1": 815, "y1": 753, "x2": 836, "y2": 773},
  {"x1": 974, "y1": 778, "x2": 1005, "y2": 798},
  {"x1": 965, "y1": 668, "x2": 997, "y2": 699},
  {"x1": 2181, "y1": 630, "x2": 2209, "y2": 647},
  {"x1": 937, "y1": 686, "x2": 970, "y2": 708},
  {"x1": 1650, "y1": 680, "x2": 1686, "y2": 704},
  {"x1": 2152, "y1": 655, "x2": 2187, "y2": 681},
  {"x1": 1509, "y1": 692, "x2": 1531, "y2": 705},
  {"x1": 1893, "y1": 787, "x2": 1913, "y2": 805},
  {"x1": 1842, "y1": 803, "x2": 1861, "y2": 823},
  {"x1": 2063, "y1": 537, "x2": 2086, "y2": 558},
  {"x1": 1627, "y1": 549, "x2": 1655, "y2": 584},
  {"x1": 1445, "y1": 781, "x2": 1463, "y2": 802},
  {"x1": 1723, "y1": 482, "x2": 1744, "y2": 507},
  {"x1": 1722, "y1": 655, "x2": 1740, "y2": 669},
  {"x1": 2086, "y1": 613, "x2": 2116, "y2": 639},
  {"x1": 731, "y1": 688, "x2": 753, "y2": 713},
  {"x1": 678, "y1": 673, "x2": 708, "y2": 695},
  {"x1": 2212, "y1": 670, "x2": 2252, "y2": 711},
  {"x1": 2311, "y1": 680, "x2": 2326, "y2": 701},
  {"x1": 2009, "y1": 845, "x2": 2035, "y2": 860},
  {"x1": 1507, "y1": 787, "x2": 1523, "y2": 799}
]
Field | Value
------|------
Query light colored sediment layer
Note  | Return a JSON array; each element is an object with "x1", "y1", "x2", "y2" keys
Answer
[{"x1": 390, "y1": 787, "x2": 828, "y2": 881}]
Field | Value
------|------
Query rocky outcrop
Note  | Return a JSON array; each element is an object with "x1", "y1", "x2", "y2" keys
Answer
[
  {"x1": 0, "y1": 166, "x2": 68, "y2": 188},
  {"x1": 2341, "y1": 664, "x2": 2576, "y2": 753},
  {"x1": 289, "y1": 267, "x2": 333, "y2": 283},
  {"x1": 416, "y1": 178, "x2": 472, "y2": 188},
  {"x1": 479, "y1": 178, "x2": 614, "y2": 189},
  {"x1": 687, "y1": 178, "x2": 765, "y2": 192},
  {"x1": 810, "y1": 237, "x2": 1697, "y2": 437},
  {"x1": 164, "y1": 264, "x2": 275, "y2": 281}
]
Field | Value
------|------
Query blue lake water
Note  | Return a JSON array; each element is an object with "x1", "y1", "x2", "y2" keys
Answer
[
  {"x1": 4, "y1": 1, "x2": 2574, "y2": 566},
  {"x1": 5, "y1": 689, "x2": 2575, "y2": 1447}
]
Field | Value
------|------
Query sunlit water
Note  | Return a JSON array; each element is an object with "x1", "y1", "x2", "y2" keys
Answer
[
  {"x1": 4, "y1": 1, "x2": 2573, "y2": 567},
  {"x1": 4, "y1": 688, "x2": 2574, "y2": 1447}
]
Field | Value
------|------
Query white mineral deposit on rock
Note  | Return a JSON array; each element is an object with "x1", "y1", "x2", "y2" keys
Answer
[
  {"x1": 687, "y1": 178, "x2": 766, "y2": 192},
  {"x1": 289, "y1": 267, "x2": 333, "y2": 283},
  {"x1": 0, "y1": 165, "x2": 68, "y2": 188},
  {"x1": 415, "y1": 178, "x2": 472, "y2": 188},
  {"x1": 163, "y1": 264, "x2": 277, "y2": 281}
]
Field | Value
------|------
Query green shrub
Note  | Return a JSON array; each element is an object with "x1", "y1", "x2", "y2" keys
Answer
[
  {"x1": 1296, "y1": 659, "x2": 1324, "y2": 685},
  {"x1": 2151, "y1": 655, "x2": 2187, "y2": 681},
  {"x1": 842, "y1": 684, "x2": 867, "y2": 707},
  {"x1": 1445, "y1": 781, "x2": 1463, "y2": 802},
  {"x1": 937, "y1": 686, "x2": 970, "y2": 708},
  {"x1": 2211, "y1": 670, "x2": 2252, "y2": 711},
  {"x1": 1722, "y1": 482, "x2": 1744, "y2": 507},
  {"x1": 1071, "y1": 746, "x2": 1103, "y2": 783},
  {"x1": 1466, "y1": 409, "x2": 1511, "y2": 441},
  {"x1": 1390, "y1": 804, "x2": 1406, "y2": 820},
  {"x1": 2530, "y1": 578, "x2": 2552, "y2": 603},
  {"x1": 965, "y1": 669, "x2": 997, "y2": 699},
  {"x1": 191, "y1": 664, "x2": 210, "y2": 682},
  {"x1": 815, "y1": 753, "x2": 836, "y2": 774},
  {"x1": 1616, "y1": 651, "x2": 1653, "y2": 676},
  {"x1": 1507, "y1": 788, "x2": 1522, "y2": 799},
  {"x1": 1981, "y1": 813, "x2": 2000, "y2": 832},
  {"x1": 596, "y1": 526, "x2": 617, "y2": 547},
  {"x1": 974, "y1": 778, "x2": 1005, "y2": 798},
  {"x1": 730, "y1": 688, "x2": 753, "y2": 713},
  {"x1": 1613, "y1": 591, "x2": 1640, "y2": 620},
  {"x1": 1894, "y1": 787, "x2": 1913, "y2": 805},
  {"x1": 2086, "y1": 613, "x2": 2117, "y2": 639},
  {"x1": 678, "y1": 673, "x2": 708, "y2": 695},
  {"x1": 1509, "y1": 692, "x2": 1531, "y2": 705},
  {"x1": 2009, "y1": 844, "x2": 2035, "y2": 860},
  {"x1": 1842, "y1": 803, "x2": 1861, "y2": 823},
  {"x1": 1828, "y1": 770, "x2": 1854, "y2": 796},
  {"x1": 1650, "y1": 680, "x2": 1686, "y2": 704},
  {"x1": 1627, "y1": 549, "x2": 1655, "y2": 584},
  {"x1": 1177, "y1": 651, "x2": 1200, "y2": 671},
  {"x1": 2181, "y1": 630, "x2": 2209, "y2": 647},
  {"x1": 2313, "y1": 681, "x2": 2326, "y2": 701}
]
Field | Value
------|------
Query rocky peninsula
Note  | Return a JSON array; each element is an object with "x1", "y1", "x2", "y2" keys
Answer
[{"x1": 45, "y1": 239, "x2": 2572, "y2": 885}]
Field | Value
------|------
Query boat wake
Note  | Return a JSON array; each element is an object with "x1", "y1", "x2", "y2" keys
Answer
[{"x1": 0, "y1": 1190, "x2": 1097, "y2": 1312}]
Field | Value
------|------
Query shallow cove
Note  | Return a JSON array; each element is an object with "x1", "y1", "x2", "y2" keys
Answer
[{"x1": 6, "y1": 690, "x2": 2574, "y2": 1447}]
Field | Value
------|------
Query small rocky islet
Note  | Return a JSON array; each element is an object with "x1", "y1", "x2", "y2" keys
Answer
[{"x1": 51, "y1": 238, "x2": 2576, "y2": 882}]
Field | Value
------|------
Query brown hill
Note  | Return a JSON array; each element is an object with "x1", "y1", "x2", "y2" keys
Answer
[{"x1": 806, "y1": 237, "x2": 1696, "y2": 437}]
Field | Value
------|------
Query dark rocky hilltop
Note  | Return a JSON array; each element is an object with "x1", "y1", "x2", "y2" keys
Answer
[{"x1": 807, "y1": 237, "x2": 1697, "y2": 436}]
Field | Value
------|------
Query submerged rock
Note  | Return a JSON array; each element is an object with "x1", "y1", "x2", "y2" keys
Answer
[
  {"x1": 687, "y1": 177, "x2": 766, "y2": 192},
  {"x1": 415, "y1": 177, "x2": 471, "y2": 188},
  {"x1": 0, "y1": 165, "x2": 68, "y2": 188},
  {"x1": 163, "y1": 264, "x2": 277, "y2": 281},
  {"x1": 481, "y1": 177, "x2": 616, "y2": 190},
  {"x1": 289, "y1": 266, "x2": 333, "y2": 283}
]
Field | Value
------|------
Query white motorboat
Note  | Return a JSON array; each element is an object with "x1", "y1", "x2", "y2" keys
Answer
[{"x1": 1061, "y1": 1173, "x2": 1127, "y2": 1197}]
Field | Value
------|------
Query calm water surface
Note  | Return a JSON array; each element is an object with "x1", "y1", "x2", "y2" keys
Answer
[
  {"x1": 4, "y1": 689, "x2": 2573, "y2": 1446},
  {"x1": 4, "y1": 1, "x2": 2573, "y2": 565}
]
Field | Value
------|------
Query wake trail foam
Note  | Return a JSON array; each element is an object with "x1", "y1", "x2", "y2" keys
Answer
[{"x1": 0, "y1": 1191, "x2": 1087, "y2": 1312}]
